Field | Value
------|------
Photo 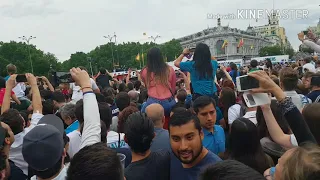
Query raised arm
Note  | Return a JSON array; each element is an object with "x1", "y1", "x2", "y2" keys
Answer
[
  {"x1": 27, "y1": 73, "x2": 42, "y2": 114},
  {"x1": 174, "y1": 48, "x2": 189, "y2": 68},
  {"x1": 249, "y1": 71, "x2": 317, "y2": 145},
  {"x1": 42, "y1": 76, "x2": 54, "y2": 92},
  {"x1": 70, "y1": 68, "x2": 101, "y2": 148},
  {"x1": 126, "y1": 69, "x2": 132, "y2": 86},
  {"x1": 220, "y1": 65, "x2": 235, "y2": 86},
  {"x1": 1, "y1": 75, "x2": 17, "y2": 114},
  {"x1": 261, "y1": 105, "x2": 294, "y2": 148}
]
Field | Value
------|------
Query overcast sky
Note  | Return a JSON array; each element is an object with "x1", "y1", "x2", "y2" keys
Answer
[{"x1": 0, "y1": 0, "x2": 319, "y2": 62}]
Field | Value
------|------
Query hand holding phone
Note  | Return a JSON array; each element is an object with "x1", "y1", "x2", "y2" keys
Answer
[
  {"x1": 236, "y1": 75, "x2": 259, "y2": 92},
  {"x1": 243, "y1": 92, "x2": 270, "y2": 107}
]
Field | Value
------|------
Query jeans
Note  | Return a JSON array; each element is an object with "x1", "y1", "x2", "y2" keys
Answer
[{"x1": 141, "y1": 97, "x2": 176, "y2": 117}]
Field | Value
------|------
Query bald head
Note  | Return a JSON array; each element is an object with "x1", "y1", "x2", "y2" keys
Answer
[{"x1": 145, "y1": 104, "x2": 164, "y2": 126}]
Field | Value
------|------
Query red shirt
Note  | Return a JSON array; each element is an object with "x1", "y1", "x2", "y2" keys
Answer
[{"x1": 0, "y1": 88, "x2": 14, "y2": 106}]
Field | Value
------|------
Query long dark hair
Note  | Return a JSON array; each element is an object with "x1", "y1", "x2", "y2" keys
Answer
[
  {"x1": 193, "y1": 43, "x2": 213, "y2": 79},
  {"x1": 220, "y1": 87, "x2": 236, "y2": 121},
  {"x1": 229, "y1": 118, "x2": 273, "y2": 174},
  {"x1": 230, "y1": 63, "x2": 238, "y2": 80},
  {"x1": 266, "y1": 59, "x2": 272, "y2": 70},
  {"x1": 146, "y1": 47, "x2": 169, "y2": 88}
]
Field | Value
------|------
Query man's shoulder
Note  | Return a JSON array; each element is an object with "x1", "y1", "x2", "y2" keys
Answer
[{"x1": 204, "y1": 151, "x2": 222, "y2": 163}]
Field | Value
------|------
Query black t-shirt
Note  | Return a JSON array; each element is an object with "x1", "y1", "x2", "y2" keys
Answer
[
  {"x1": 125, "y1": 151, "x2": 170, "y2": 180},
  {"x1": 96, "y1": 74, "x2": 111, "y2": 89}
]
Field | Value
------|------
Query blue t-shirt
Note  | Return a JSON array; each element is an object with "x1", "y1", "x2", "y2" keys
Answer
[
  {"x1": 215, "y1": 106, "x2": 223, "y2": 125},
  {"x1": 180, "y1": 60, "x2": 218, "y2": 95},
  {"x1": 4, "y1": 75, "x2": 10, "y2": 81},
  {"x1": 170, "y1": 150, "x2": 221, "y2": 180},
  {"x1": 202, "y1": 125, "x2": 225, "y2": 155},
  {"x1": 65, "y1": 120, "x2": 79, "y2": 134},
  {"x1": 229, "y1": 70, "x2": 240, "y2": 84},
  {"x1": 306, "y1": 90, "x2": 320, "y2": 102}
]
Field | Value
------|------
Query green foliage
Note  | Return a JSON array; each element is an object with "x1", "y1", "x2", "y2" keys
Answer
[
  {"x1": 0, "y1": 39, "x2": 182, "y2": 76},
  {"x1": 258, "y1": 45, "x2": 283, "y2": 57},
  {"x1": 0, "y1": 41, "x2": 60, "y2": 76}
]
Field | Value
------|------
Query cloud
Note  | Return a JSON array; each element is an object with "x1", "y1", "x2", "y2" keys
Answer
[{"x1": 0, "y1": 0, "x2": 63, "y2": 18}]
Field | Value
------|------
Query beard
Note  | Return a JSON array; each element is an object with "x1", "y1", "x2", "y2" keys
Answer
[{"x1": 173, "y1": 140, "x2": 203, "y2": 164}]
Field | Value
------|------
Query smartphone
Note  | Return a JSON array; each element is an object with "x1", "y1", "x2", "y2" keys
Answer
[
  {"x1": 16, "y1": 74, "x2": 27, "y2": 82},
  {"x1": 236, "y1": 75, "x2": 259, "y2": 92},
  {"x1": 303, "y1": 31, "x2": 308, "y2": 35},
  {"x1": 37, "y1": 77, "x2": 42, "y2": 81},
  {"x1": 243, "y1": 92, "x2": 270, "y2": 107},
  {"x1": 54, "y1": 72, "x2": 74, "y2": 84}
]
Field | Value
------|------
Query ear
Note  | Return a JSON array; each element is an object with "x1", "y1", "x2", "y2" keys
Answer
[
  {"x1": 200, "y1": 129, "x2": 204, "y2": 141},
  {"x1": 4, "y1": 137, "x2": 10, "y2": 145},
  {"x1": 124, "y1": 135, "x2": 128, "y2": 143}
]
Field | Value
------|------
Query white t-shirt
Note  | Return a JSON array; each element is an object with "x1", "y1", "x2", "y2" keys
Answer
[
  {"x1": 31, "y1": 165, "x2": 68, "y2": 180},
  {"x1": 303, "y1": 63, "x2": 316, "y2": 73},
  {"x1": 70, "y1": 78, "x2": 98, "y2": 102},
  {"x1": 13, "y1": 83, "x2": 26, "y2": 98},
  {"x1": 107, "y1": 131, "x2": 128, "y2": 148},
  {"x1": 228, "y1": 104, "x2": 241, "y2": 125},
  {"x1": 67, "y1": 130, "x2": 81, "y2": 159},
  {"x1": 243, "y1": 111, "x2": 257, "y2": 125}
]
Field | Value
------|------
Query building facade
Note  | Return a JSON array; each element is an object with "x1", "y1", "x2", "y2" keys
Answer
[
  {"x1": 253, "y1": 13, "x2": 291, "y2": 49},
  {"x1": 176, "y1": 19, "x2": 273, "y2": 61}
]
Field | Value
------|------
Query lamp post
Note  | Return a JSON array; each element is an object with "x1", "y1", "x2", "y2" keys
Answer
[
  {"x1": 103, "y1": 33, "x2": 116, "y2": 69},
  {"x1": 149, "y1": 35, "x2": 161, "y2": 43},
  {"x1": 18, "y1": 36, "x2": 36, "y2": 74}
]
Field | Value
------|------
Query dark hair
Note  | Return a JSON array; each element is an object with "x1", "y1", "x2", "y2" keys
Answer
[
  {"x1": 230, "y1": 63, "x2": 238, "y2": 80},
  {"x1": 0, "y1": 77, "x2": 5, "y2": 89},
  {"x1": 67, "y1": 143, "x2": 123, "y2": 180},
  {"x1": 145, "y1": 47, "x2": 170, "y2": 88},
  {"x1": 138, "y1": 89, "x2": 148, "y2": 104},
  {"x1": 115, "y1": 92, "x2": 130, "y2": 111},
  {"x1": 222, "y1": 79, "x2": 235, "y2": 89},
  {"x1": 95, "y1": 93, "x2": 106, "y2": 103},
  {"x1": 40, "y1": 90, "x2": 53, "y2": 100},
  {"x1": 127, "y1": 82, "x2": 134, "y2": 91},
  {"x1": 118, "y1": 105, "x2": 139, "y2": 133},
  {"x1": 302, "y1": 103, "x2": 320, "y2": 144},
  {"x1": 100, "y1": 120, "x2": 107, "y2": 143},
  {"x1": 0, "y1": 109, "x2": 24, "y2": 135},
  {"x1": 33, "y1": 158, "x2": 63, "y2": 179},
  {"x1": 42, "y1": 100, "x2": 54, "y2": 115},
  {"x1": 124, "y1": 112, "x2": 154, "y2": 153},
  {"x1": 176, "y1": 89, "x2": 187, "y2": 103},
  {"x1": 229, "y1": 118, "x2": 273, "y2": 174},
  {"x1": 118, "y1": 83, "x2": 126, "y2": 93},
  {"x1": 219, "y1": 87, "x2": 236, "y2": 122},
  {"x1": 169, "y1": 109, "x2": 201, "y2": 133},
  {"x1": 303, "y1": 71, "x2": 315, "y2": 79},
  {"x1": 199, "y1": 160, "x2": 265, "y2": 180},
  {"x1": 105, "y1": 96, "x2": 114, "y2": 105},
  {"x1": 193, "y1": 43, "x2": 213, "y2": 79},
  {"x1": 266, "y1": 59, "x2": 273, "y2": 69},
  {"x1": 250, "y1": 60, "x2": 258, "y2": 68},
  {"x1": 75, "y1": 100, "x2": 84, "y2": 124},
  {"x1": 51, "y1": 92, "x2": 66, "y2": 103},
  {"x1": 99, "y1": 68, "x2": 107, "y2": 74},
  {"x1": 256, "y1": 100, "x2": 290, "y2": 140},
  {"x1": 134, "y1": 80, "x2": 141, "y2": 90},
  {"x1": 304, "y1": 56, "x2": 312, "y2": 63},
  {"x1": 279, "y1": 67, "x2": 298, "y2": 91},
  {"x1": 193, "y1": 96, "x2": 216, "y2": 114},
  {"x1": 19, "y1": 110, "x2": 32, "y2": 128},
  {"x1": 98, "y1": 103, "x2": 112, "y2": 129}
]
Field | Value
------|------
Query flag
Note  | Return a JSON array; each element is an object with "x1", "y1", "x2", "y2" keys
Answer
[
  {"x1": 250, "y1": 45, "x2": 254, "y2": 49},
  {"x1": 238, "y1": 38, "x2": 244, "y2": 48},
  {"x1": 141, "y1": 53, "x2": 144, "y2": 60},
  {"x1": 221, "y1": 40, "x2": 228, "y2": 49},
  {"x1": 136, "y1": 53, "x2": 140, "y2": 61}
]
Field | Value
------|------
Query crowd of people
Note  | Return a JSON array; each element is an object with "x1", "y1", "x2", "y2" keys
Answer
[{"x1": 0, "y1": 33, "x2": 320, "y2": 180}]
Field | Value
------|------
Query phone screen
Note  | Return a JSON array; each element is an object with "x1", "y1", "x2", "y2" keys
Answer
[
  {"x1": 239, "y1": 76, "x2": 259, "y2": 91},
  {"x1": 16, "y1": 75, "x2": 27, "y2": 82}
]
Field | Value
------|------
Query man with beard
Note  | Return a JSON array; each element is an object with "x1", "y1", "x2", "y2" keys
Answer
[{"x1": 169, "y1": 108, "x2": 221, "y2": 180}]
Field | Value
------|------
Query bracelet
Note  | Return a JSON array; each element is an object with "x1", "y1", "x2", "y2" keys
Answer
[
  {"x1": 81, "y1": 87, "x2": 92, "y2": 90},
  {"x1": 83, "y1": 91, "x2": 94, "y2": 95}
]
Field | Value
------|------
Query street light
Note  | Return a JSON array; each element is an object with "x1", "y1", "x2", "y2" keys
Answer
[
  {"x1": 18, "y1": 36, "x2": 36, "y2": 74},
  {"x1": 103, "y1": 32, "x2": 116, "y2": 69},
  {"x1": 149, "y1": 35, "x2": 161, "y2": 43}
]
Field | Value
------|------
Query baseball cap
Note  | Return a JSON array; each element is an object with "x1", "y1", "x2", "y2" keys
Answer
[{"x1": 22, "y1": 114, "x2": 64, "y2": 171}]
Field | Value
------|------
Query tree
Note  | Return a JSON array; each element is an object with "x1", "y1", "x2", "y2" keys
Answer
[{"x1": 259, "y1": 45, "x2": 283, "y2": 57}]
